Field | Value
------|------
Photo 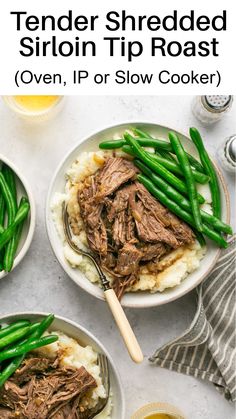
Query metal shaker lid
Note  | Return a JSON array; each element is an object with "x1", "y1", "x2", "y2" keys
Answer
[
  {"x1": 228, "y1": 135, "x2": 236, "y2": 163},
  {"x1": 202, "y1": 95, "x2": 233, "y2": 113}
]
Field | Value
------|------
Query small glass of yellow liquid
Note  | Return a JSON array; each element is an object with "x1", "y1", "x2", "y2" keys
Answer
[
  {"x1": 2, "y1": 95, "x2": 65, "y2": 121},
  {"x1": 131, "y1": 402, "x2": 186, "y2": 419}
]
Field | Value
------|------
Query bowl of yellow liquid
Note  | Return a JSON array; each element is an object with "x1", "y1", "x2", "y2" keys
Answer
[
  {"x1": 131, "y1": 402, "x2": 186, "y2": 419},
  {"x1": 3, "y1": 95, "x2": 65, "y2": 121}
]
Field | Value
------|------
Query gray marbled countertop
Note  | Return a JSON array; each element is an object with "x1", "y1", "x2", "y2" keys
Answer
[{"x1": 0, "y1": 96, "x2": 235, "y2": 418}]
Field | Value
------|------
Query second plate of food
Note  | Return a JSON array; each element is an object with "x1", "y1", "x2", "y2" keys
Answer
[
  {"x1": 0, "y1": 312, "x2": 125, "y2": 418},
  {"x1": 46, "y1": 122, "x2": 230, "y2": 308}
]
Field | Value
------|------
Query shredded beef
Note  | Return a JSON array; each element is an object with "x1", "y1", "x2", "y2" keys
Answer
[
  {"x1": 96, "y1": 157, "x2": 137, "y2": 199},
  {"x1": 77, "y1": 157, "x2": 195, "y2": 299},
  {"x1": 136, "y1": 182, "x2": 194, "y2": 244},
  {"x1": 0, "y1": 356, "x2": 97, "y2": 419},
  {"x1": 78, "y1": 175, "x2": 107, "y2": 256},
  {"x1": 0, "y1": 408, "x2": 12, "y2": 418},
  {"x1": 140, "y1": 243, "x2": 168, "y2": 262},
  {"x1": 131, "y1": 199, "x2": 179, "y2": 248},
  {"x1": 115, "y1": 243, "x2": 142, "y2": 276}
]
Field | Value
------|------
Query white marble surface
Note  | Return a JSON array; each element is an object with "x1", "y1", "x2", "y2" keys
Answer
[{"x1": 0, "y1": 96, "x2": 235, "y2": 419}]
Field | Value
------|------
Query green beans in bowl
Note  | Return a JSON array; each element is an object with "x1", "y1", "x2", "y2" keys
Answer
[{"x1": 0, "y1": 154, "x2": 35, "y2": 278}]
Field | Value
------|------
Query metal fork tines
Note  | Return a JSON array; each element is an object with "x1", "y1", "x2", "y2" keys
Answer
[{"x1": 80, "y1": 354, "x2": 110, "y2": 419}]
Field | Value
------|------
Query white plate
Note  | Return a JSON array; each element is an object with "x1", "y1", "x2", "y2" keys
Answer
[
  {"x1": 0, "y1": 154, "x2": 36, "y2": 279},
  {"x1": 0, "y1": 312, "x2": 125, "y2": 419},
  {"x1": 46, "y1": 122, "x2": 230, "y2": 308}
]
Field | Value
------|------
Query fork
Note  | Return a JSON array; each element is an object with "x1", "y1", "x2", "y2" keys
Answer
[
  {"x1": 62, "y1": 202, "x2": 143, "y2": 364},
  {"x1": 80, "y1": 354, "x2": 110, "y2": 419}
]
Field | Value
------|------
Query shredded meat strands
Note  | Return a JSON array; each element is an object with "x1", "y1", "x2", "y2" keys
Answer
[
  {"x1": 0, "y1": 355, "x2": 97, "y2": 419},
  {"x1": 77, "y1": 157, "x2": 195, "y2": 300}
]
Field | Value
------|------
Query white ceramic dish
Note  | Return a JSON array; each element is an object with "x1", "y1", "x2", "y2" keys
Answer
[
  {"x1": 3, "y1": 96, "x2": 65, "y2": 122},
  {"x1": 0, "y1": 154, "x2": 36, "y2": 279},
  {"x1": 131, "y1": 402, "x2": 186, "y2": 419},
  {"x1": 0, "y1": 312, "x2": 125, "y2": 419},
  {"x1": 46, "y1": 122, "x2": 230, "y2": 308}
]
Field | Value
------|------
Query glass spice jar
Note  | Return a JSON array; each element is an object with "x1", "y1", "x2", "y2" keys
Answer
[
  {"x1": 192, "y1": 95, "x2": 233, "y2": 125},
  {"x1": 217, "y1": 135, "x2": 236, "y2": 174}
]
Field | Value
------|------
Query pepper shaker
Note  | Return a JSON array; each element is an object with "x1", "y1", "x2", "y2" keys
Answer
[
  {"x1": 217, "y1": 135, "x2": 236, "y2": 173},
  {"x1": 192, "y1": 95, "x2": 233, "y2": 125}
]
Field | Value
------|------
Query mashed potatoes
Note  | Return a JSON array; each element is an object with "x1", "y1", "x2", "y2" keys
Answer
[
  {"x1": 51, "y1": 150, "x2": 207, "y2": 294},
  {"x1": 37, "y1": 331, "x2": 112, "y2": 418}
]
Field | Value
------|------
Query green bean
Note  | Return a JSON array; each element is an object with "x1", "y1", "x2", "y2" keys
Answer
[
  {"x1": 0, "y1": 171, "x2": 18, "y2": 271},
  {"x1": 151, "y1": 153, "x2": 209, "y2": 184},
  {"x1": 2, "y1": 165, "x2": 17, "y2": 203},
  {"x1": 6, "y1": 323, "x2": 40, "y2": 344},
  {"x1": 4, "y1": 197, "x2": 29, "y2": 272},
  {"x1": 7, "y1": 316, "x2": 54, "y2": 350},
  {"x1": 4, "y1": 316, "x2": 54, "y2": 351},
  {"x1": 134, "y1": 159, "x2": 232, "y2": 235},
  {"x1": 27, "y1": 314, "x2": 55, "y2": 342},
  {"x1": 192, "y1": 228, "x2": 206, "y2": 247},
  {"x1": 0, "y1": 172, "x2": 17, "y2": 225},
  {"x1": 137, "y1": 174, "x2": 228, "y2": 248},
  {"x1": 157, "y1": 149, "x2": 176, "y2": 162},
  {"x1": 0, "y1": 320, "x2": 30, "y2": 339},
  {"x1": 122, "y1": 142, "x2": 209, "y2": 185},
  {"x1": 0, "y1": 326, "x2": 30, "y2": 350},
  {"x1": 99, "y1": 137, "x2": 172, "y2": 150},
  {"x1": 0, "y1": 202, "x2": 30, "y2": 251},
  {"x1": 15, "y1": 208, "x2": 26, "y2": 250},
  {"x1": 0, "y1": 248, "x2": 4, "y2": 272},
  {"x1": 0, "y1": 315, "x2": 55, "y2": 388},
  {"x1": 140, "y1": 149, "x2": 208, "y2": 184},
  {"x1": 19, "y1": 322, "x2": 40, "y2": 337},
  {"x1": 0, "y1": 197, "x2": 5, "y2": 269},
  {"x1": 124, "y1": 137, "x2": 188, "y2": 196},
  {"x1": 99, "y1": 133, "x2": 205, "y2": 174},
  {"x1": 133, "y1": 129, "x2": 182, "y2": 164},
  {"x1": 3, "y1": 169, "x2": 18, "y2": 272},
  {"x1": 0, "y1": 335, "x2": 58, "y2": 362},
  {"x1": 133, "y1": 129, "x2": 206, "y2": 174},
  {"x1": 0, "y1": 194, "x2": 5, "y2": 227},
  {"x1": 0, "y1": 356, "x2": 24, "y2": 387},
  {"x1": 169, "y1": 131, "x2": 203, "y2": 232},
  {"x1": 200, "y1": 211, "x2": 232, "y2": 234},
  {"x1": 132, "y1": 128, "x2": 149, "y2": 138},
  {"x1": 4, "y1": 323, "x2": 41, "y2": 349},
  {"x1": 99, "y1": 139, "x2": 126, "y2": 149},
  {"x1": 133, "y1": 128, "x2": 151, "y2": 138},
  {"x1": 122, "y1": 137, "x2": 205, "y2": 204},
  {"x1": 190, "y1": 127, "x2": 221, "y2": 219}
]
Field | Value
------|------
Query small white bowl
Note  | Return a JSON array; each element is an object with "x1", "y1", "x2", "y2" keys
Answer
[
  {"x1": 46, "y1": 122, "x2": 230, "y2": 308},
  {"x1": 0, "y1": 312, "x2": 125, "y2": 419},
  {"x1": 131, "y1": 402, "x2": 186, "y2": 418},
  {"x1": 0, "y1": 154, "x2": 36, "y2": 279},
  {"x1": 2, "y1": 96, "x2": 65, "y2": 122}
]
